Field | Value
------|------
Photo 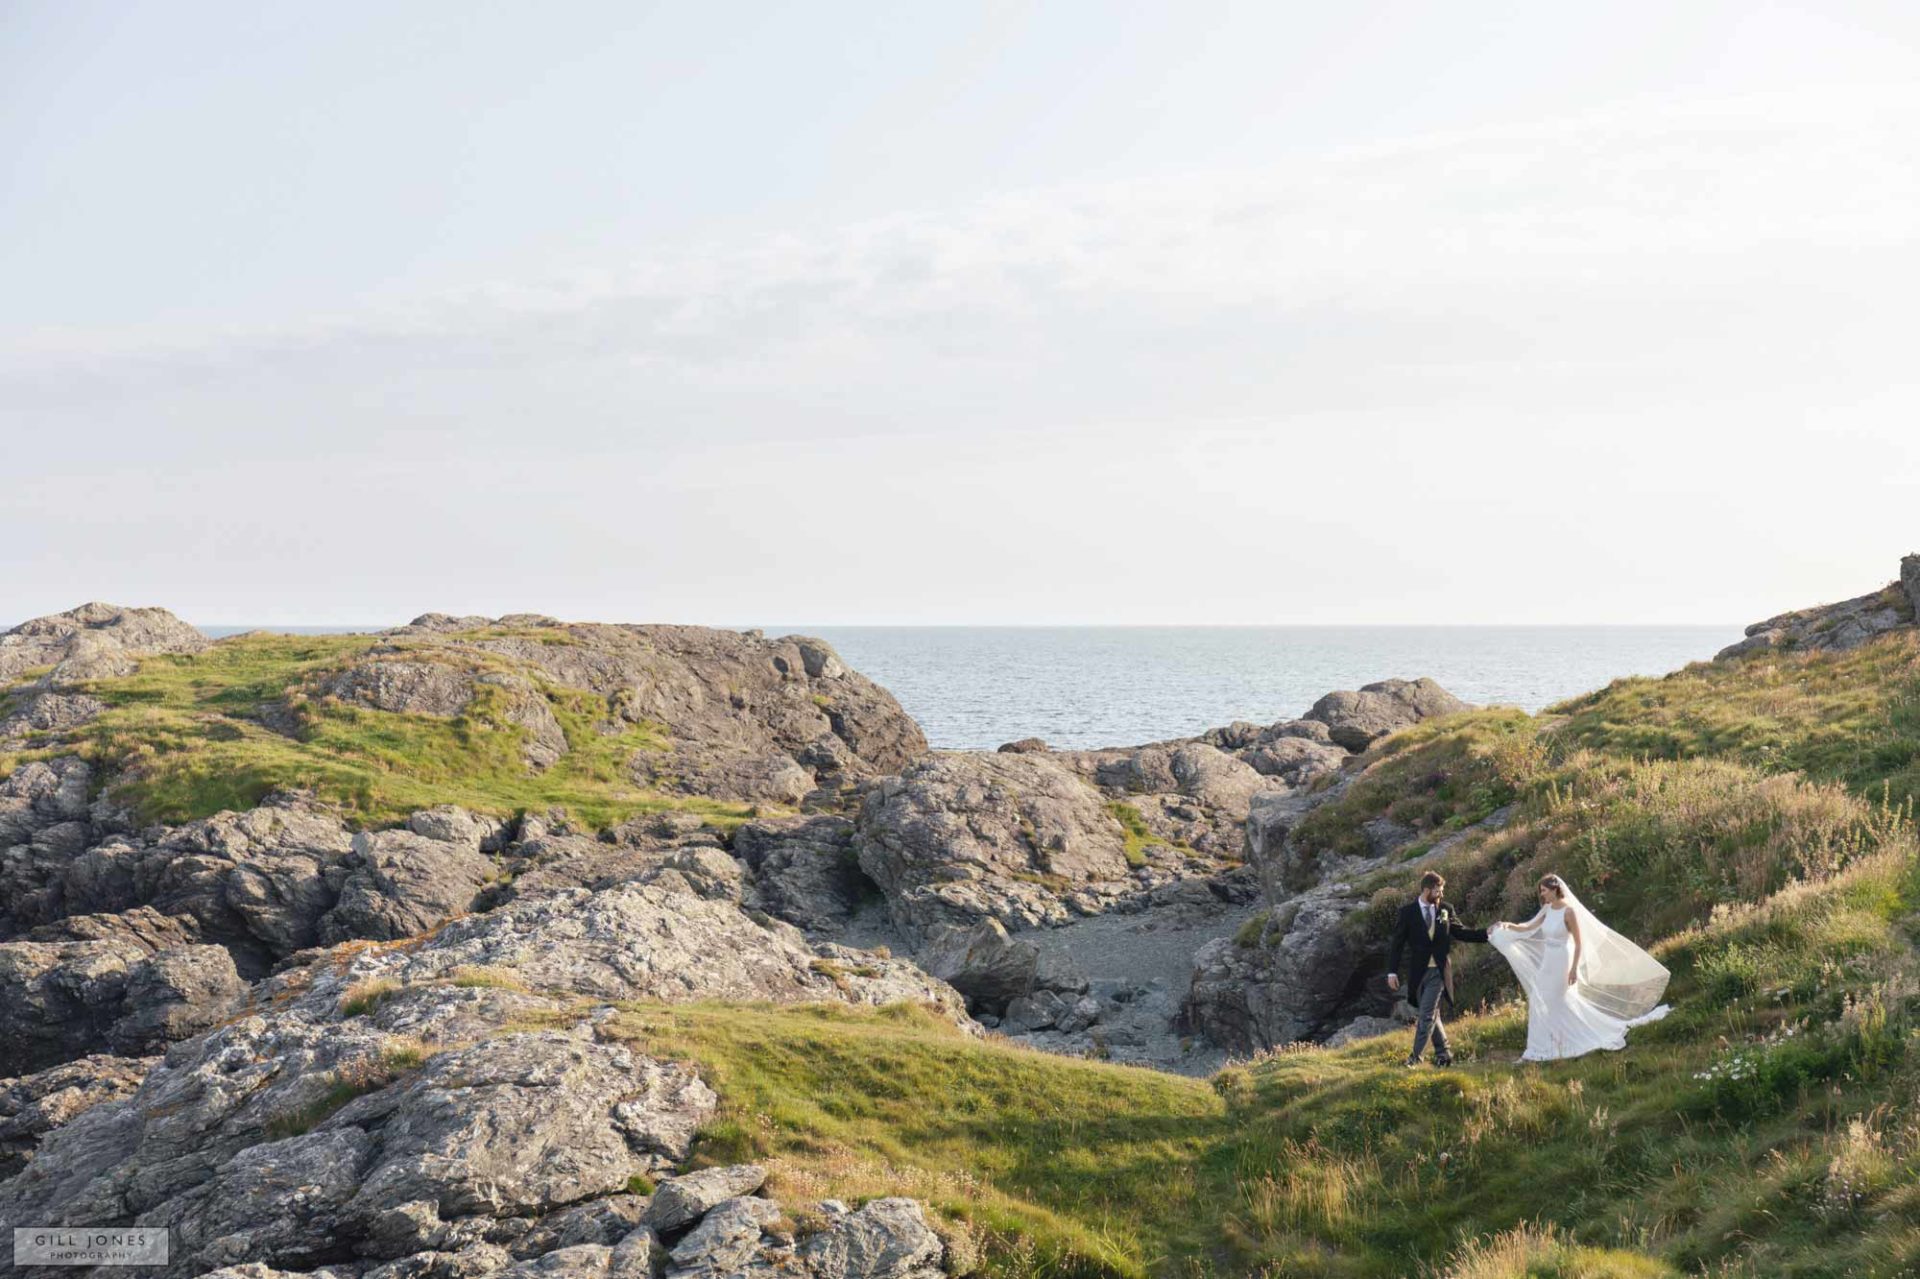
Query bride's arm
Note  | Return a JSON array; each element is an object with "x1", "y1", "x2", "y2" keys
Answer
[
  {"x1": 1498, "y1": 907, "x2": 1547, "y2": 933},
  {"x1": 1565, "y1": 909, "x2": 1583, "y2": 985}
]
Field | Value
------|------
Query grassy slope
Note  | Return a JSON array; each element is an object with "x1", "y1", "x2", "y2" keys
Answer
[
  {"x1": 612, "y1": 639, "x2": 1920, "y2": 1278},
  {"x1": 11, "y1": 628, "x2": 1920, "y2": 1274},
  {"x1": 1552, "y1": 633, "x2": 1920, "y2": 808},
  {"x1": 0, "y1": 631, "x2": 751, "y2": 828}
]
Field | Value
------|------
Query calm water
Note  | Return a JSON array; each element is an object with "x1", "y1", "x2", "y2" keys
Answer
[
  {"x1": 784, "y1": 626, "x2": 1736, "y2": 750},
  {"x1": 197, "y1": 623, "x2": 1735, "y2": 752}
]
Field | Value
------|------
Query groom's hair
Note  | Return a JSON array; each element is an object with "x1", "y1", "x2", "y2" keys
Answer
[{"x1": 1419, "y1": 871, "x2": 1445, "y2": 891}]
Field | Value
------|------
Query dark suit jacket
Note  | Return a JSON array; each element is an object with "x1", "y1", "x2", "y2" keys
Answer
[{"x1": 1387, "y1": 899, "x2": 1489, "y2": 1003}]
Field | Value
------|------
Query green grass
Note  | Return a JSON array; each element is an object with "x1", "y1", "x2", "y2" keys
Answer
[
  {"x1": 606, "y1": 1001, "x2": 1231, "y2": 1277},
  {"x1": 596, "y1": 848, "x2": 1920, "y2": 1277},
  {"x1": 12, "y1": 601, "x2": 1920, "y2": 1275},
  {"x1": 1285, "y1": 710, "x2": 1541, "y2": 891},
  {"x1": 0, "y1": 631, "x2": 757, "y2": 829},
  {"x1": 1107, "y1": 800, "x2": 1168, "y2": 868},
  {"x1": 590, "y1": 636, "x2": 1920, "y2": 1276},
  {"x1": 1552, "y1": 632, "x2": 1920, "y2": 809}
]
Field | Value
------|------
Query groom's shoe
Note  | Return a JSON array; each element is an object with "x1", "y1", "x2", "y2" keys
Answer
[
  {"x1": 1402, "y1": 1055, "x2": 1422, "y2": 1068},
  {"x1": 1434, "y1": 1052, "x2": 1455, "y2": 1068}
]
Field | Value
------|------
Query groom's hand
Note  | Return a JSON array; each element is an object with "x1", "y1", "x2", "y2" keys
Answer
[{"x1": 1385, "y1": 973, "x2": 1399, "y2": 993}]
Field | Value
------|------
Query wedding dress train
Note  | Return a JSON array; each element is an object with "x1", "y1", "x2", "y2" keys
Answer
[{"x1": 1489, "y1": 879, "x2": 1671, "y2": 1062}]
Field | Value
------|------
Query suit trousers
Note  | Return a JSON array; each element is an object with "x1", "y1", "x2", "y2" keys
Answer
[{"x1": 1410, "y1": 967, "x2": 1449, "y2": 1061}]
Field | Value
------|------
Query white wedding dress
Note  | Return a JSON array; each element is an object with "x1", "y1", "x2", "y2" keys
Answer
[{"x1": 1489, "y1": 879, "x2": 1671, "y2": 1062}]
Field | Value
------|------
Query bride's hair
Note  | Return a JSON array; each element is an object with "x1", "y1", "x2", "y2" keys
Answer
[{"x1": 1538, "y1": 874, "x2": 1566, "y2": 899}]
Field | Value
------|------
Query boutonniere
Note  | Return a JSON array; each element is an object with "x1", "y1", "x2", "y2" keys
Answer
[{"x1": 1438, "y1": 908, "x2": 1451, "y2": 922}]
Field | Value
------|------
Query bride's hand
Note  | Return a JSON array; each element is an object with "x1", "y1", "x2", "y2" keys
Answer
[{"x1": 1565, "y1": 969, "x2": 1578, "y2": 988}]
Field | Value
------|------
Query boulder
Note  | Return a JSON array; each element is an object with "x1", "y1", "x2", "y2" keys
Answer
[
  {"x1": 1004, "y1": 990, "x2": 1070, "y2": 1032},
  {"x1": 666, "y1": 1196, "x2": 782, "y2": 1276},
  {"x1": 855, "y1": 753, "x2": 1131, "y2": 940},
  {"x1": 0, "y1": 691, "x2": 105, "y2": 743},
  {"x1": 0, "y1": 755, "x2": 94, "y2": 849},
  {"x1": 915, "y1": 918, "x2": 1040, "y2": 1013},
  {"x1": 798, "y1": 1198, "x2": 944, "y2": 1279},
  {"x1": 996, "y1": 738, "x2": 1050, "y2": 754},
  {"x1": 1241, "y1": 736, "x2": 1349, "y2": 788},
  {"x1": 645, "y1": 1164, "x2": 768, "y2": 1233},
  {"x1": 508, "y1": 1196, "x2": 652, "y2": 1259},
  {"x1": 1303, "y1": 679, "x2": 1473, "y2": 752},
  {"x1": 371, "y1": 618, "x2": 928, "y2": 804},
  {"x1": 1905, "y1": 552, "x2": 1920, "y2": 621},
  {"x1": 1180, "y1": 886, "x2": 1372, "y2": 1053},
  {"x1": 0, "y1": 1009, "x2": 720, "y2": 1278},
  {"x1": 320, "y1": 827, "x2": 498, "y2": 944}
]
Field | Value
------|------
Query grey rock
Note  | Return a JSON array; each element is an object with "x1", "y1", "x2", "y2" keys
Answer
[
  {"x1": 1719, "y1": 559, "x2": 1919, "y2": 660},
  {"x1": 645, "y1": 1163, "x2": 768, "y2": 1232},
  {"x1": 320, "y1": 828, "x2": 498, "y2": 944},
  {"x1": 1180, "y1": 886, "x2": 1371, "y2": 1053},
  {"x1": 479, "y1": 672, "x2": 570, "y2": 771},
  {"x1": 996, "y1": 738, "x2": 1050, "y2": 754},
  {"x1": 107, "y1": 943, "x2": 250, "y2": 1056},
  {"x1": 798, "y1": 1197, "x2": 944, "y2": 1279},
  {"x1": 408, "y1": 806, "x2": 510, "y2": 850},
  {"x1": 1004, "y1": 990, "x2": 1069, "y2": 1032},
  {"x1": 666, "y1": 1195, "x2": 782, "y2": 1275},
  {"x1": 0, "y1": 755, "x2": 93, "y2": 848},
  {"x1": 322, "y1": 661, "x2": 476, "y2": 717},
  {"x1": 0, "y1": 691, "x2": 105, "y2": 743},
  {"x1": 370, "y1": 618, "x2": 927, "y2": 805},
  {"x1": 1324, "y1": 1015, "x2": 1403, "y2": 1048},
  {"x1": 1303, "y1": 678, "x2": 1473, "y2": 752},
  {"x1": 316, "y1": 880, "x2": 972, "y2": 1025},
  {"x1": 1055, "y1": 995, "x2": 1102, "y2": 1035},
  {"x1": 0, "y1": 602, "x2": 208, "y2": 686},
  {"x1": 0, "y1": 936, "x2": 244, "y2": 1075},
  {"x1": 1241, "y1": 736, "x2": 1348, "y2": 788},
  {"x1": 0, "y1": 1009, "x2": 722, "y2": 1278},
  {"x1": 915, "y1": 918, "x2": 1039, "y2": 1013},
  {"x1": 734, "y1": 815, "x2": 867, "y2": 935},
  {"x1": 855, "y1": 752, "x2": 1131, "y2": 941},
  {"x1": 0, "y1": 1053, "x2": 155, "y2": 1179},
  {"x1": 508, "y1": 1197, "x2": 652, "y2": 1260}
]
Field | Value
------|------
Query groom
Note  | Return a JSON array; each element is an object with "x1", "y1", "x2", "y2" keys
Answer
[{"x1": 1385, "y1": 870, "x2": 1490, "y2": 1067}]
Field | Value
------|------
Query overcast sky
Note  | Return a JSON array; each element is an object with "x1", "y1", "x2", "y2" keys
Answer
[{"x1": 4, "y1": 2, "x2": 1917, "y2": 625}]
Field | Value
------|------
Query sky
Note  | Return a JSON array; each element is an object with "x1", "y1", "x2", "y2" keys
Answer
[{"x1": 4, "y1": 1, "x2": 1918, "y2": 626}]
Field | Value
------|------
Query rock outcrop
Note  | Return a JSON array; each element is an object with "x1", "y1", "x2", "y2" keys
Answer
[
  {"x1": 313, "y1": 877, "x2": 969, "y2": 1022},
  {"x1": 0, "y1": 602, "x2": 208, "y2": 686},
  {"x1": 0, "y1": 1053, "x2": 155, "y2": 1180},
  {"x1": 1718, "y1": 554, "x2": 1920, "y2": 659},
  {"x1": 855, "y1": 752, "x2": 1134, "y2": 940},
  {"x1": 1299, "y1": 678, "x2": 1474, "y2": 752},
  {"x1": 0, "y1": 895, "x2": 958, "y2": 1279},
  {"x1": 735, "y1": 815, "x2": 870, "y2": 935},
  {"x1": 0, "y1": 934, "x2": 246, "y2": 1075},
  {"x1": 372, "y1": 617, "x2": 929, "y2": 804}
]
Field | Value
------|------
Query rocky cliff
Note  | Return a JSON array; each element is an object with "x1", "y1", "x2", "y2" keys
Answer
[
  {"x1": 1717, "y1": 552, "x2": 1920, "y2": 659},
  {"x1": 0, "y1": 600, "x2": 1497, "y2": 1275}
]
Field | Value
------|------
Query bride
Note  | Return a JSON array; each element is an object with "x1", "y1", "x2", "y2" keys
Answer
[{"x1": 1489, "y1": 874, "x2": 1671, "y2": 1062}]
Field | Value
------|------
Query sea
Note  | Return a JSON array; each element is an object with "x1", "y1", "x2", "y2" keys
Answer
[{"x1": 198, "y1": 623, "x2": 1736, "y2": 752}]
